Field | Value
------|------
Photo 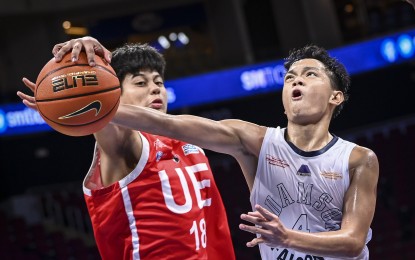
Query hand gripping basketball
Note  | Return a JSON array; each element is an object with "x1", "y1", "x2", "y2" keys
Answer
[{"x1": 35, "y1": 52, "x2": 121, "y2": 136}]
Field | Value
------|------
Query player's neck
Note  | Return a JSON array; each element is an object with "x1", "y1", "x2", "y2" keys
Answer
[{"x1": 285, "y1": 123, "x2": 332, "y2": 152}]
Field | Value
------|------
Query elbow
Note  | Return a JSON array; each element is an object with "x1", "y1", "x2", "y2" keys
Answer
[
  {"x1": 343, "y1": 237, "x2": 366, "y2": 258},
  {"x1": 345, "y1": 247, "x2": 364, "y2": 258}
]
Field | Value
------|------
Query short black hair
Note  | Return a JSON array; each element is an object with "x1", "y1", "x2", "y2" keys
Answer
[
  {"x1": 111, "y1": 43, "x2": 166, "y2": 85},
  {"x1": 284, "y1": 45, "x2": 350, "y2": 118}
]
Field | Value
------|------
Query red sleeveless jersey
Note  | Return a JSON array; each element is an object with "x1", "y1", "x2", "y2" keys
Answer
[{"x1": 83, "y1": 132, "x2": 235, "y2": 260}]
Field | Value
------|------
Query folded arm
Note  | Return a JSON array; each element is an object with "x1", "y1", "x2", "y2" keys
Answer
[{"x1": 240, "y1": 146, "x2": 379, "y2": 258}]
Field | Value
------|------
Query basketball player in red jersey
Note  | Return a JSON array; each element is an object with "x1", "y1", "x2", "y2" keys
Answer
[{"x1": 17, "y1": 41, "x2": 235, "y2": 260}]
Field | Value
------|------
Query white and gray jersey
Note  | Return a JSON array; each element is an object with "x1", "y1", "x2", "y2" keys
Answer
[{"x1": 251, "y1": 127, "x2": 371, "y2": 260}]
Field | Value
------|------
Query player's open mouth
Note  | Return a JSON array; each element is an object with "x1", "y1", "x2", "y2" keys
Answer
[{"x1": 292, "y1": 89, "x2": 302, "y2": 100}]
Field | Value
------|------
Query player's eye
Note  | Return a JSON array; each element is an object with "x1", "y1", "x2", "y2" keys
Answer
[
  {"x1": 135, "y1": 81, "x2": 146, "y2": 86},
  {"x1": 285, "y1": 75, "x2": 294, "y2": 81}
]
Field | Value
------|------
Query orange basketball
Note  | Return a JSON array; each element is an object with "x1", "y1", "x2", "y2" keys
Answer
[{"x1": 35, "y1": 52, "x2": 121, "y2": 136}]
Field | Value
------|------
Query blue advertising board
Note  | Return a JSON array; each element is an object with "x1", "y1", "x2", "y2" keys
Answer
[{"x1": 2, "y1": 28, "x2": 415, "y2": 137}]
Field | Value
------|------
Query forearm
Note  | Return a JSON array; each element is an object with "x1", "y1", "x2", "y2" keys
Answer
[
  {"x1": 242, "y1": 205, "x2": 369, "y2": 258},
  {"x1": 285, "y1": 229, "x2": 365, "y2": 258},
  {"x1": 111, "y1": 104, "x2": 242, "y2": 154},
  {"x1": 112, "y1": 104, "x2": 170, "y2": 135}
]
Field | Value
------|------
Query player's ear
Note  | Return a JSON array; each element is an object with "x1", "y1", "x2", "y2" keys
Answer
[{"x1": 329, "y1": 90, "x2": 344, "y2": 106}]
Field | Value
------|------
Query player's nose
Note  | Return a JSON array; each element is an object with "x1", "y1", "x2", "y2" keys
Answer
[
  {"x1": 150, "y1": 83, "x2": 161, "y2": 94},
  {"x1": 292, "y1": 77, "x2": 305, "y2": 86}
]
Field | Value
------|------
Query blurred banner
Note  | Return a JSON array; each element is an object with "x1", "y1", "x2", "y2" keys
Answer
[{"x1": 2, "y1": 28, "x2": 415, "y2": 137}]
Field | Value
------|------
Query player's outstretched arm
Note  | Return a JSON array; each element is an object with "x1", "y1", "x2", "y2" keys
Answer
[
  {"x1": 239, "y1": 146, "x2": 379, "y2": 258},
  {"x1": 113, "y1": 104, "x2": 266, "y2": 161}
]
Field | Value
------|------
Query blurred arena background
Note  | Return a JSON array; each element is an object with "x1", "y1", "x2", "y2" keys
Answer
[{"x1": 1, "y1": 0, "x2": 415, "y2": 259}]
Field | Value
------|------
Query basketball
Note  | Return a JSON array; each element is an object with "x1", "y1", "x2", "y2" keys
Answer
[{"x1": 35, "y1": 52, "x2": 121, "y2": 136}]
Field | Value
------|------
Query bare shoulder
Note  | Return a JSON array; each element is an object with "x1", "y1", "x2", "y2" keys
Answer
[
  {"x1": 96, "y1": 125, "x2": 143, "y2": 181},
  {"x1": 96, "y1": 124, "x2": 143, "y2": 158},
  {"x1": 350, "y1": 145, "x2": 378, "y2": 167},
  {"x1": 220, "y1": 119, "x2": 268, "y2": 188},
  {"x1": 349, "y1": 145, "x2": 379, "y2": 180},
  {"x1": 221, "y1": 119, "x2": 268, "y2": 155}
]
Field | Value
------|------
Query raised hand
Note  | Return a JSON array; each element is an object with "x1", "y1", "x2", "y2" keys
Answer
[
  {"x1": 52, "y1": 36, "x2": 112, "y2": 66},
  {"x1": 17, "y1": 78, "x2": 37, "y2": 110},
  {"x1": 239, "y1": 204, "x2": 290, "y2": 248}
]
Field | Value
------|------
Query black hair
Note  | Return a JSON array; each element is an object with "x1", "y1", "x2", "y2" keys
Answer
[
  {"x1": 284, "y1": 45, "x2": 350, "y2": 118},
  {"x1": 111, "y1": 43, "x2": 166, "y2": 86}
]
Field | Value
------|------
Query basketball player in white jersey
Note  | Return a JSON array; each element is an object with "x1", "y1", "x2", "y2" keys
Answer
[{"x1": 19, "y1": 38, "x2": 378, "y2": 259}]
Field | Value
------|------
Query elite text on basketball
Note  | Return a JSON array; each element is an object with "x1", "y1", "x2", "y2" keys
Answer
[{"x1": 52, "y1": 72, "x2": 99, "y2": 92}]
